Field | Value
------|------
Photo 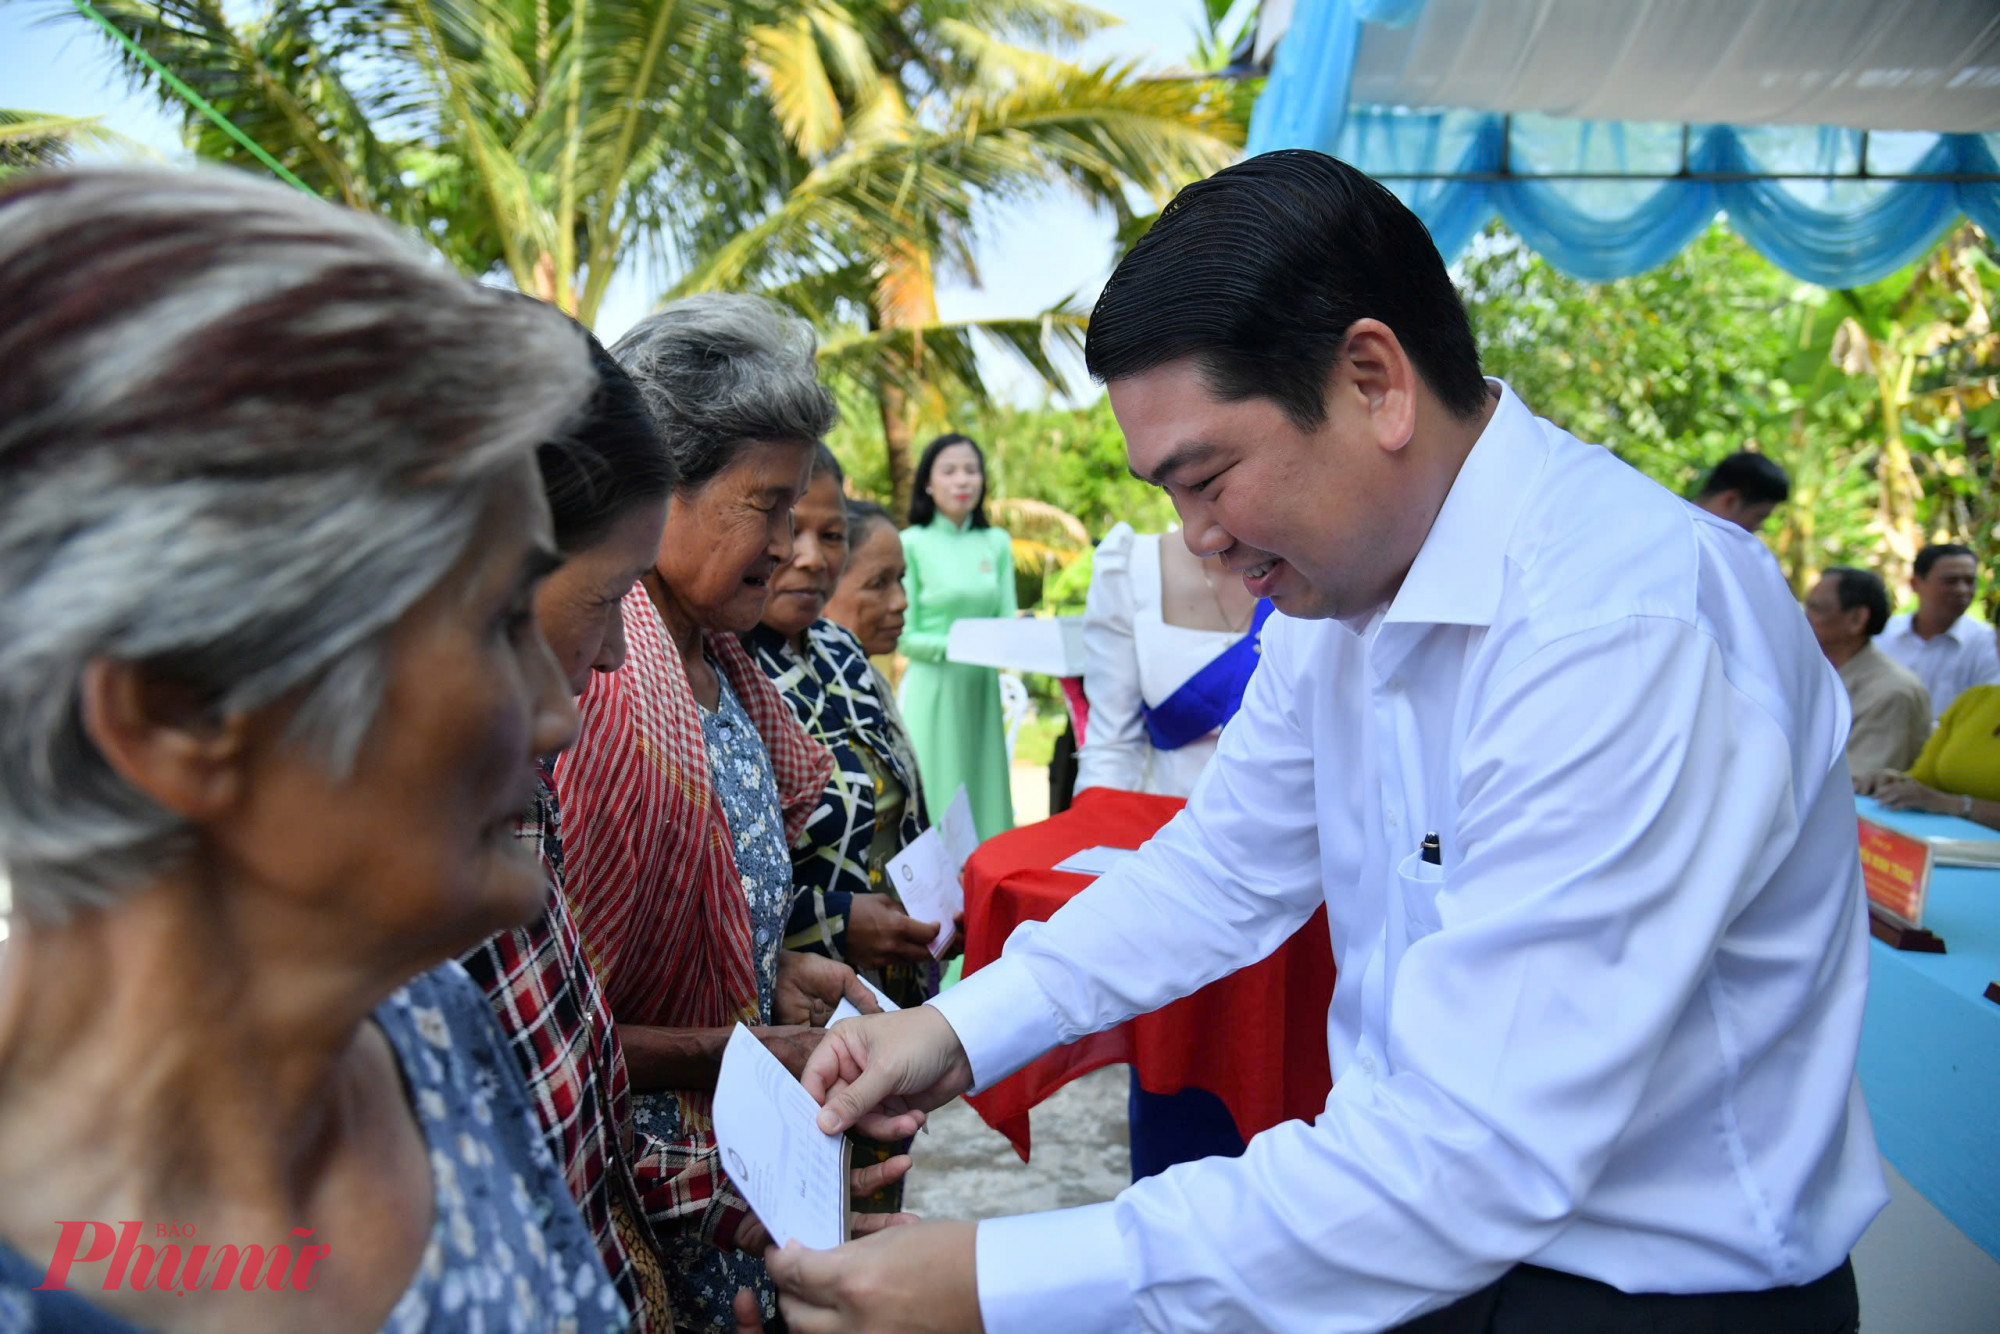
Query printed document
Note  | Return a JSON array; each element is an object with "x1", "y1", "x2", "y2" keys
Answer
[{"x1": 712, "y1": 1025, "x2": 850, "y2": 1250}]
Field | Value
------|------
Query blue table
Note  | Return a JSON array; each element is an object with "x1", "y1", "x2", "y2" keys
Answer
[{"x1": 1853, "y1": 797, "x2": 2000, "y2": 1261}]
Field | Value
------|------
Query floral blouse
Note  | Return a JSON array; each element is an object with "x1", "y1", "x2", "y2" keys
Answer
[
  {"x1": 631, "y1": 665, "x2": 794, "y2": 1330},
  {"x1": 745, "y1": 620, "x2": 931, "y2": 1002},
  {"x1": 0, "y1": 964, "x2": 626, "y2": 1334}
]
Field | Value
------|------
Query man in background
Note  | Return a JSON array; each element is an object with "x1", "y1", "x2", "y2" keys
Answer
[
  {"x1": 1880, "y1": 543, "x2": 2000, "y2": 720},
  {"x1": 1804, "y1": 566, "x2": 1930, "y2": 779},
  {"x1": 1694, "y1": 450, "x2": 1790, "y2": 533}
]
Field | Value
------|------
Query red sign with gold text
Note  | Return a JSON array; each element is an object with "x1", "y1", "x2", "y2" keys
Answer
[{"x1": 1857, "y1": 818, "x2": 1933, "y2": 928}]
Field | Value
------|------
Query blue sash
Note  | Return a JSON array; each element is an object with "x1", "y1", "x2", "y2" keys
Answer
[{"x1": 1141, "y1": 601, "x2": 1275, "y2": 752}]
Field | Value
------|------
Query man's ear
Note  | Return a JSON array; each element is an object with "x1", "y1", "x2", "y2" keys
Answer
[
  {"x1": 1337, "y1": 318, "x2": 1418, "y2": 454},
  {"x1": 77, "y1": 660, "x2": 249, "y2": 821}
]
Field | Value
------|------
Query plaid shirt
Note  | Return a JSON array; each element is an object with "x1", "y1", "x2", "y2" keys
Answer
[{"x1": 463, "y1": 767, "x2": 746, "y2": 1332}]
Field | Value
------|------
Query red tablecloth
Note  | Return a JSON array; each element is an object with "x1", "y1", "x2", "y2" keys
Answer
[{"x1": 962, "y1": 786, "x2": 1335, "y2": 1161}]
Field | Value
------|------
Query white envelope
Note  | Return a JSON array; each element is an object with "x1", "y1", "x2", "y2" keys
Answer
[
  {"x1": 1053, "y1": 845, "x2": 1138, "y2": 877},
  {"x1": 711, "y1": 1025, "x2": 850, "y2": 1251},
  {"x1": 886, "y1": 827, "x2": 962, "y2": 957},
  {"x1": 830, "y1": 975, "x2": 901, "y2": 1026}
]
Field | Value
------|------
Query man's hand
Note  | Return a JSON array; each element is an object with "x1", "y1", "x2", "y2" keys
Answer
[
  {"x1": 732, "y1": 1155, "x2": 919, "y2": 1252},
  {"x1": 776, "y1": 949, "x2": 879, "y2": 1027},
  {"x1": 768, "y1": 1219, "x2": 982, "y2": 1334},
  {"x1": 847, "y1": 893, "x2": 942, "y2": 969},
  {"x1": 806, "y1": 1006, "x2": 973, "y2": 1138}
]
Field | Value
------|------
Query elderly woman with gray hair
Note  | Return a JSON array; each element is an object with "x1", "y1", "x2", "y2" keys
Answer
[
  {"x1": 554, "y1": 293, "x2": 904, "y2": 1328},
  {"x1": 0, "y1": 170, "x2": 625, "y2": 1330}
]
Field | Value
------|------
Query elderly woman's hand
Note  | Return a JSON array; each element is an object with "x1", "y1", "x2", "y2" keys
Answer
[
  {"x1": 731, "y1": 1155, "x2": 916, "y2": 1253},
  {"x1": 755, "y1": 1024, "x2": 827, "y2": 1080},
  {"x1": 846, "y1": 894, "x2": 943, "y2": 969},
  {"x1": 775, "y1": 949, "x2": 878, "y2": 1027}
]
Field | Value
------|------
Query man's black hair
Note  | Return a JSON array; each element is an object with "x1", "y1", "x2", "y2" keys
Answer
[
  {"x1": 1083, "y1": 150, "x2": 1487, "y2": 427},
  {"x1": 1913, "y1": 543, "x2": 1976, "y2": 580},
  {"x1": 1823, "y1": 567, "x2": 1890, "y2": 638},
  {"x1": 1697, "y1": 451, "x2": 1790, "y2": 505}
]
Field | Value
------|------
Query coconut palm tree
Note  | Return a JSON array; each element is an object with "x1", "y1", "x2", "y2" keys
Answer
[
  {"x1": 68, "y1": 0, "x2": 1246, "y2": 507},
  {"x1": 666, "y1": 1, "x2": 1247, "y2": 508},
  {"x1": 0, "y1": 110, "x2": 128, "y2": 178}
]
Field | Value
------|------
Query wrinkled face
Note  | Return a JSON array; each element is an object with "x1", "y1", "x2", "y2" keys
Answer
[
  {"x1": 534, "y1": 501, "x2": 667, "y2": 695},
  {"x1": 654, "y1": 439, "x2": 815, "y2": 634},
  {"x1": 762, "y1": 467, "x2": 848, "y2": 641},
  {"x1": 927, "y1": 443, "x2": 984, "y2": 523},
  {"x1": 1802, "y1": 574, "x2": 1868, "y2": 657},
  {"x1": 1914, "y1": 554, "x2": 1978, "y2": 624},
  {"x1": 221, "y1": 461, "x2": 578, "y2": 958},
  {"x1": 824, "y1": 523, "x2": 908, "y2": 657},
  {"x1": 1108, "y1": 355, "x2": 1430, "y2": 622}
]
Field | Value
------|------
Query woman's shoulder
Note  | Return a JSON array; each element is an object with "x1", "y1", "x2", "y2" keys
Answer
[
  {"x1": 806, "y1": 618, "x2": 869, "y2": 667},
  {"x1": 1943, "y1": 682, "x2": 2000, "y2": 727},
  {"x1": 385, "y1": 959, "x2": 502, "y2": 1042},
  {"x1": 1092, "y1": 522, "x2": 1140, "y2": 571}
]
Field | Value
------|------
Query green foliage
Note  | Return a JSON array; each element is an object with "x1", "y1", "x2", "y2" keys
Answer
[
  {"x1": 958, "y1": 396, "x2": 1175, "y2": 541},
  {"x1": 0, "y1": 110, "x2": 128, "y2": 179},
  {"x1": 1456, "y1": 221, "x2": 1984, "y2": 593},
  {"x1": 828, "y1": 391, "x2": 1174, "y2": 610}
]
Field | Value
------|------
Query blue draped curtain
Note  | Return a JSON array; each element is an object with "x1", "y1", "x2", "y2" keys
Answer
[{"x1": 1248, "y1": 1, "x2": 2000, "y2": 287}]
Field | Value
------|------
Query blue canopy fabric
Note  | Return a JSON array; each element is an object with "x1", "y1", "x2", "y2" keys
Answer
[{"x1": 1247, "y1": 0, "x2": 2000, "y2": 286}]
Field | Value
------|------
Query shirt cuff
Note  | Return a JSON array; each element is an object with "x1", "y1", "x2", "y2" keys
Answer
[
  {"x1": 976, "y1": 1205, "x2": 1135, "y2": 1334},
  {"x1": 925, "y1": 955, "x2": 1063, "y2": 1093}
]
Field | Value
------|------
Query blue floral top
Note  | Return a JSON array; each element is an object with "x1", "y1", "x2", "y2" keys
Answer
[
  {"x1": 0, "y1": 963, "x2": 626, "y2": 1334},
  {"x1": 630, "y1": 665, "x2": 795, "y2": 1330}
]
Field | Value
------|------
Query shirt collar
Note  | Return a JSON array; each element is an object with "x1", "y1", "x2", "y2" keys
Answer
[{"x1": 1380, "y1": 379, "x2": 1546, "y2": 633}]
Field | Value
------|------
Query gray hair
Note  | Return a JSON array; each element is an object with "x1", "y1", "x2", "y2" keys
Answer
[
  {"x1": 610, "y1": 293, "x2": 836, "y2": 490},
  {"x1": 843, "y1": 498, "x2": 896, "y2": 551},
  {"x1": 0, "y1": 168, "x2": 593, "y2": 920}
]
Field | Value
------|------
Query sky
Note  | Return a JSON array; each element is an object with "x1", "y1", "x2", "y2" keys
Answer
[{"x1": 0, "y1": 0, "x2": 1229, "y2": 404}]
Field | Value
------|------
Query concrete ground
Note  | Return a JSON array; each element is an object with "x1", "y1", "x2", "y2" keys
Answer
[
  {"x1": 903, "y1": 1064, "x2": 1130, "y2": 1221},
  {"x1": 1009, "y1": 761, "x2": 1051, "y2": 829},
  {"x1": 902, "y1": 765, "x2": 1123, "y2": 1222}
]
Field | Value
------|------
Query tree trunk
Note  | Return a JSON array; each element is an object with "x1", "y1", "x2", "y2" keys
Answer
[
  {"x1": 878, "y1": 380, "x2": 915, "y2": 521},
  {"x1": 1874, "y1": 361, "x2": 1924, "y2": 593}
]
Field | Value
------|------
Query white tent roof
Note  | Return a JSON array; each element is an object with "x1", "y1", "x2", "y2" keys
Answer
[{"x1": 1255, "y1": 0, "x2": 2000, "y2": 133}]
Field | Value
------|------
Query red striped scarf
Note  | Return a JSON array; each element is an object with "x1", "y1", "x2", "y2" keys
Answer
[{"x1": 554, "y1": 583, "x2": 833, "y2": 1028}]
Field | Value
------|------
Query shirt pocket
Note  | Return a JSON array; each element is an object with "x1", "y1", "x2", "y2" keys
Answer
[{"x1": 1394, "y1": 849, "x2": 1445, "y2": 940}]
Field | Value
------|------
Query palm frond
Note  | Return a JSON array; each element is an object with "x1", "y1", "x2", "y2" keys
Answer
[{"x1": 0, "y1": 111, "x2": 138, "y2": 173}]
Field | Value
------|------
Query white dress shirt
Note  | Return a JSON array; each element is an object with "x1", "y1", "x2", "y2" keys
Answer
[
  {"x1": 1878, "y1": 610, "x2": 2000, "y2": 720},
  {"x1": 1074, "y1": 523, "x2": 1247, "y2": 799},
  {"x1": 930, "y1": 383, "x2": 1885, "y2": 1333}
]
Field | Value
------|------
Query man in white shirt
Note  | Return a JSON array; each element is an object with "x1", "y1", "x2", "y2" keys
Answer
[
  {"x1": 1693, "y1": 450, "x2": 1790, "y2": 534},
  {"x1": 772, "y1": 150, "x2": 1883, "y2": 1333},
  {"x1": 1878, "y1": 543, "x2": 2000, "y2": 720}
]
